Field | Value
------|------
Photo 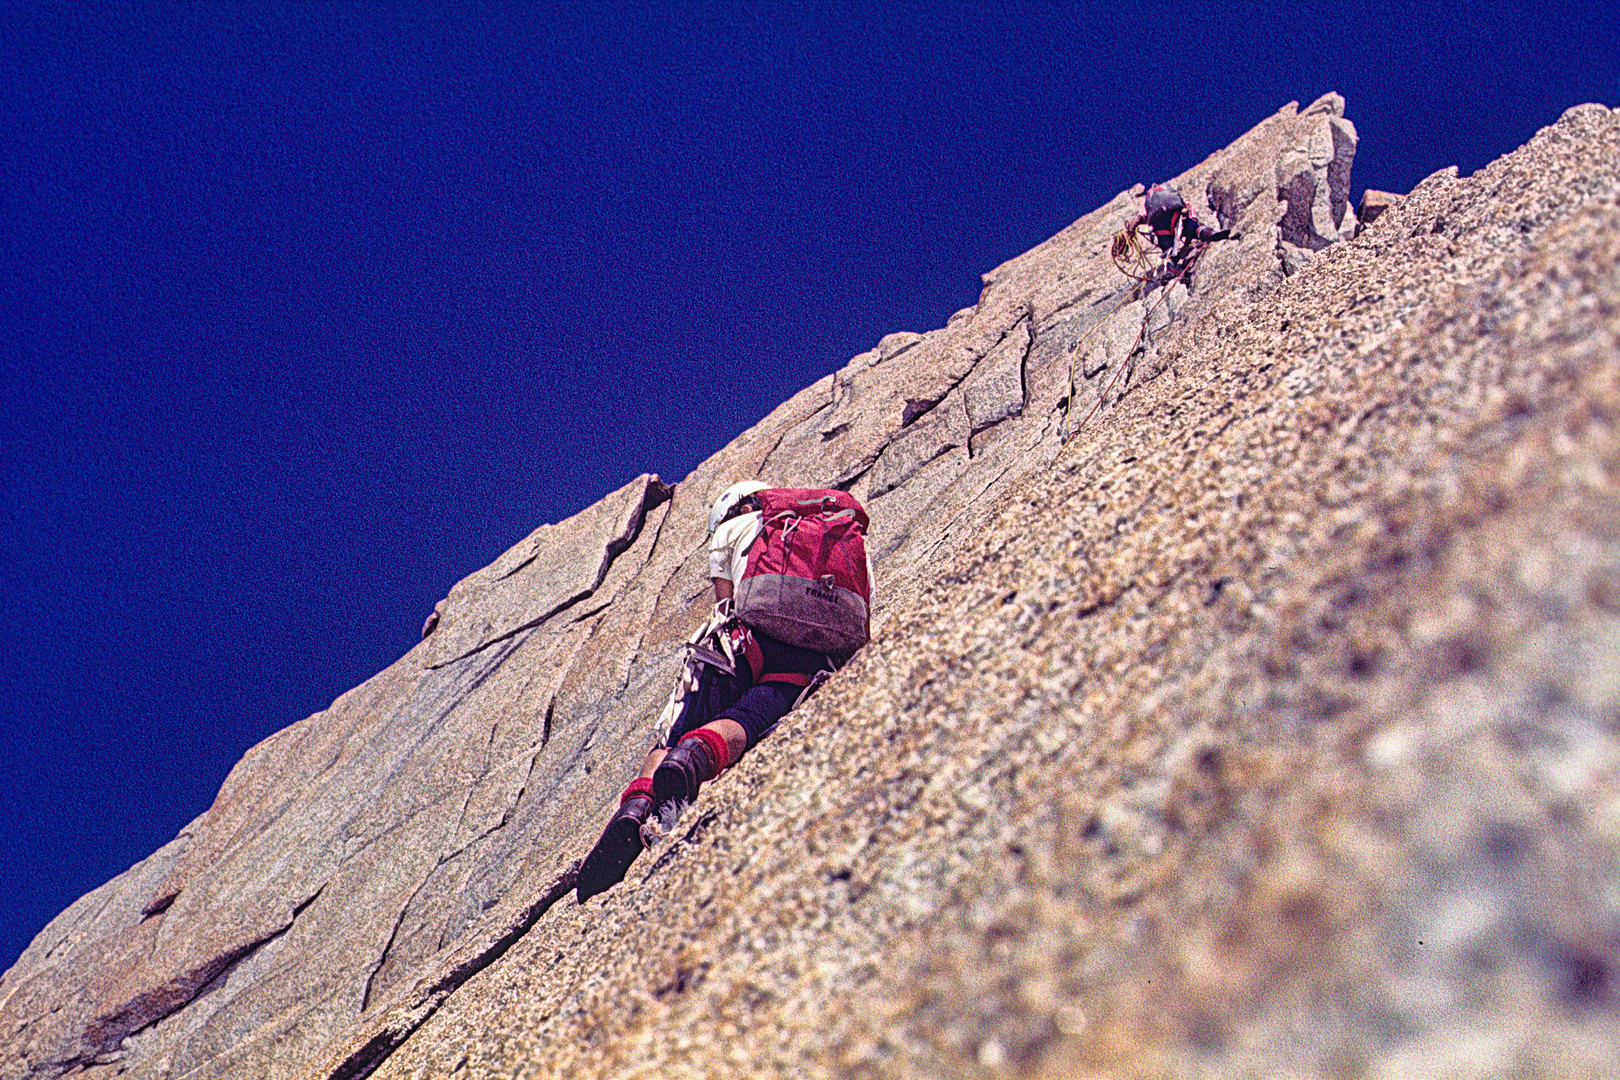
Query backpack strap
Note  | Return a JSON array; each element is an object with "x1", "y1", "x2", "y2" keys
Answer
[{"x1": 791, "y1": 668, "x2": 835, "y2": 710}]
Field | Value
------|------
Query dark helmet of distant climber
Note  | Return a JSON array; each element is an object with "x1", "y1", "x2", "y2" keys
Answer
[
  {"x1": 1144, "y1": 184, "x2": 1185, "y2": 218},
  {"x1": 708, "y1": 480, "x2": 770, "y2": 537}
]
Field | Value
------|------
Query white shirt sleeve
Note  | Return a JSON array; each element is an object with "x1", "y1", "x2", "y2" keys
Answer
[
  {"x1": 709, "y1": 512, "x2": 763, "y2": 587},
  {"x1": 708, "y1": 529, "x2": 731, "y2": 581}
]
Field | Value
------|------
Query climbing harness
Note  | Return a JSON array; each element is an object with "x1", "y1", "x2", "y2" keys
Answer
[
  {"x1": 653, "y1": 598, "x2": 843, "y2": 745},
  {"x1": 654, "y1": 601, "x2": 740, "y2": 743}
]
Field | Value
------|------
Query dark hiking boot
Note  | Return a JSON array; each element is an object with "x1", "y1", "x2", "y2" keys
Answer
[
  {"x1": 653, "y1": 739, "x2": 715, "y2": 809},
  {"x1": 576, "y1": 794, "x2": 653, "y2": 903}
]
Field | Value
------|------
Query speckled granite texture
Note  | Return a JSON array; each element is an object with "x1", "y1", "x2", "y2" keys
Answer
[
  {"x1": 362, "y1": 103, "x2": 1620, "y2": 1080},
  {"x1": 5, "y1": 98, "x2": 1616, "y2": 1080}
]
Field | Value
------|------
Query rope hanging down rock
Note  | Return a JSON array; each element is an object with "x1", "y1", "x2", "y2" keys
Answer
[{"x1": 1061, "y1": 225, "x2": 1214, "y2": 442}]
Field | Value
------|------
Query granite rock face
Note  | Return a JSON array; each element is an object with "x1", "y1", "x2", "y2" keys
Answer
[
  {"x1": 1274, "y1": 93, "x2": 1360, "y2": 272},
  {"x1": 1355, "y1": 188, "x2": 1404, "y2": 230},
  {"x1": 5, "y1": 98, "x2": 1618, "y2": 1080}
]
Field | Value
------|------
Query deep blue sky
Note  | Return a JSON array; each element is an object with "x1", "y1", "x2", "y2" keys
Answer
[{"x1": 3, "y1": 2, "x2": 1616, "y2": 971}]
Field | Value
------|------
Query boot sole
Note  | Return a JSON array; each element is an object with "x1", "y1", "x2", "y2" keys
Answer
[{"x1": 576, "y1": 813, "x2": 646, "y2": 902}]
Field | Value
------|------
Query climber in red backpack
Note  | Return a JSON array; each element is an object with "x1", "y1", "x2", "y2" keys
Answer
[
  {"x1": 1124, "y1": 183, "x2": 1238, "y2": 287},
  {"x1": 576, "y1": 480, "x2": 874, "y2": 902}
]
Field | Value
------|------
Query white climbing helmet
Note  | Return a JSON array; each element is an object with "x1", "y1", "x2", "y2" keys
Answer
[{"x1": 707, "y1": 480, "x2": 770, "y2": 537}]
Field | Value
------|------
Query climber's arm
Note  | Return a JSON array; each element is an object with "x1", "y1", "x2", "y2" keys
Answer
[{"x1": 713, "y1": 577, "x2": 734, "y2": 604}]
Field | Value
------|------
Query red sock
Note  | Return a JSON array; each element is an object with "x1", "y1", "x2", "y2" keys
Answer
[
  {"x1": 621, "y1": 776, "x2": 655, "y2": 804},
  {"x1": 679, "y1": 727, "x2": 731, "y2": 775}
]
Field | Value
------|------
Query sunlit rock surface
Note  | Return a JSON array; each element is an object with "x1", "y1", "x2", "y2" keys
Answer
[{"x1": 4, "y1": 97, "x2": 1616, "y2": 1080}]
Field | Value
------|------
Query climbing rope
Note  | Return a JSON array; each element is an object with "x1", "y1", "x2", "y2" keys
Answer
[{"x1": 1109, "y1": 226, "x2": 1160, "y2": 283}]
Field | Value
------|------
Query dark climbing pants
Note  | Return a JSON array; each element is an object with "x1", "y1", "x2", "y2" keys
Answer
[{"x1": 664, "y1": 631, "x2": 835, "y2": 750}]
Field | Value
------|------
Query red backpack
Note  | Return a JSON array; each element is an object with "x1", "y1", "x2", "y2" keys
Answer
[{"x1": 733, "y1": 488, "x2": 871, "y2": 655}]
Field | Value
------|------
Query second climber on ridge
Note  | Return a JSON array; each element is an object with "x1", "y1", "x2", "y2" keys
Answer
[
  {"x1": 1123, "y1": 183, "x2": 1238, "y2": 287},
  {"x1": 575, "y1": 480, "x2": 874, "y2": 902}
]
